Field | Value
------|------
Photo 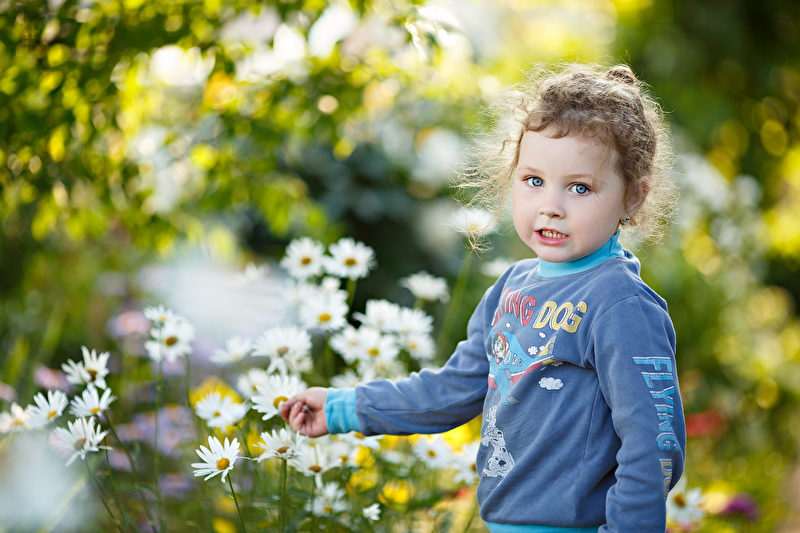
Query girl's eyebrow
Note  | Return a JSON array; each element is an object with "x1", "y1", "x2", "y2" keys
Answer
[{"x1": 516, "y1": 164, "x2": 595, "y2": 179}]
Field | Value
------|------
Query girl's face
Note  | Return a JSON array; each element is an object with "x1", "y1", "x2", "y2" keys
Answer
[{"x1": 512, "y1": 128, "x2": 629, "y2": 263}]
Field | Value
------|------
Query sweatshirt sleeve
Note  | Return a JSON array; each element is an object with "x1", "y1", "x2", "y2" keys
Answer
[
  {"x1": 353, "y1": 291, "x2": 492, "y2": 436},
  {"x1": 593, "y1": 294, "x2": 686, "y2": 533}
]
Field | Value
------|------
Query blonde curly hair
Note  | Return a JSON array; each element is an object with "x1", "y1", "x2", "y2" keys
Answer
[{"x1": 456, "y1": 62, "x2": 677, "y2": 249}]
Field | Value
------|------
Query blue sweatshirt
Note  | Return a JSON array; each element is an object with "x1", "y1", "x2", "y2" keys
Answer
[{"x1": 326, "y1": 236, "x2": 685, "y2": 532}]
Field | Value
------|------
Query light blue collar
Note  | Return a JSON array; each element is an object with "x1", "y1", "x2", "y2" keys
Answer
[{"x1": 537, "y1": 233, "x2": 624, "y2": 278}]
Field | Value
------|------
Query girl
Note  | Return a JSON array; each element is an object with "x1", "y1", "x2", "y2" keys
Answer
[{"x1": 281, "y1": 63, "x2": 686, "y2": 533}]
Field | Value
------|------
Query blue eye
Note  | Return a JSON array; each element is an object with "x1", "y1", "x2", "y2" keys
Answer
[
  {"x1": 571, "y1": 183, "x2": 590, "y2": 194},
  {"x1": 526, "y1": 177, "x2": 543, "y2": 187}
]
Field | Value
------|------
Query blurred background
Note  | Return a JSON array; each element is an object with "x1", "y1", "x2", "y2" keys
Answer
[{"x1": 0, "y1": 0, "x2": 799, "y2": 530}]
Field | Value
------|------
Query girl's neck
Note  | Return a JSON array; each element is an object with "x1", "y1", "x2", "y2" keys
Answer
[{"x1": 537, "y1": 233, "x2": 624, "y2": 278}]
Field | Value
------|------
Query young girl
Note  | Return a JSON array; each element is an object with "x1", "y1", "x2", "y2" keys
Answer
[{"x1": 281, "y1": 63, "x2": 686, "y2": 533}]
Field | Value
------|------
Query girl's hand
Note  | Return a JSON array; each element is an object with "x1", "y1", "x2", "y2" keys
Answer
[{"x1": 279, "y1": 387, "x2": 329, "y2": 437}]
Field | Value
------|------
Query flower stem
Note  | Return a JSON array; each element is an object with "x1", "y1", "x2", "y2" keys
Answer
[
  {"x1": 227, "y1": 474, "x2": 248, "y2": 533},
  {"x1": 85, "y1": 458, "x2": 123, "y2": 532},
  {"x1": 281, "y1": 458, "x2": 288, "y2": 532},
  {"x1": 105, "y1": 414, "x2": 156, "y2": 527},
  {"x1": 153, "y1": 355, "x2": 164, "y2": 532},
  {"x1": 436, "y1": 249, "x2": 474, "y2": 358},
  {"x1": 346, "y1": 278, "x2": 357, "y2": 309},
  {"x1": 103, "y1": 447, "x2": 128, "y2": 530}
]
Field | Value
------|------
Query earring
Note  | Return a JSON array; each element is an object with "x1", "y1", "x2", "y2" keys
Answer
[{"x1": 621, "y1": 216, "x2": 630, "y2": 227}]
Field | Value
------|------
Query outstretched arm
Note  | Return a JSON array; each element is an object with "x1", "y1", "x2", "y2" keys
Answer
[{"x1": 280, "y1": 387, "x2": 329, "y2": 437}]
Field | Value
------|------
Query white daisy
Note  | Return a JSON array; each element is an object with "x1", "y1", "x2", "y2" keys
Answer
[
  {"x1": 329, "y1": 325, "x2": 362, "y2": 364},
  {"x1": 328, "y1": 439, "x2": 359, "y2": 468},
  {"x1": 667, "y1": 477, "x2": 706, "y2": 528},
  {"x1": 210, "y1": 336, "x2": 253, "y2": 365},
  {"x1": 0, "y1": 402, "x2": 31, "y2": 433},
  {"x1": 61, "y1": 359, "x2": 92, "y2": 389},
  {"x1": 307, "y1": 481, "x2": 347, "y2": 516},
  {"x1": 191, "y1": 435, "x2": 240, "y2": 483},
  {"x1": 451, "y1": 207, "x2": 497, "y2": 237},
  {"x1": 351, "y1": 328, "x2": 399, "y2": 365},
  {"x1": 396, "y1": 307, "x2": 433, "y2": 337},
  {"x1": 80, "y1": 347, "x2": 111, "y2": 390},
  {"x1": 52, "y1": 417, "x2": 110, "y2": 466},
  {"x1": 252, "y1": 374, "x2": 306, "y2": 421},
  {"x1": 400, "y1": 271, "x2": 449, "y2": 303},
  {"x1": 337, "y1": 431, "x2": 383, "y2": 451},
  {"x1": 323, "y1": 237, "x2": 375, "y2": 280},
  {"x1": 144, "y1": 316, "x2": 195, "y2": 363},
  {"x1": 290, "y1": 442, "x2": 335, "y2": 481},
  {"x1": 69, "y1": 386, "x2": 116, "y2": 418},
  {"x1": 362, "y1": 503, "x2": 381, "y2": 522},
  {"x1": 194, "y1": 392, "x2": 250, "y2": 433},
  {"x1": 412, "y1": 435, "x2": 453, "y2": 470},
  {"x1": 27, "y1": 389, "x2": 69, "y2": 428},
  {"x1": 237, "y1": 262, "x2": 269, "y2": 283},
  {"x1": 452, "y1": 440, "x2": 480, "y2": 485},
  {"x1": 358, "y1": 350, "x2": 404, "y2": 379},
  {"x1": 143, "y1": 304, "x2": 176, "y2": 326},
  {"x1": 255, "y1": 428, "x2": 306, "y2": 461},
  {"x1": 236, "y1": 368, "x2": 271, "y2": 399},
  {"x1": 330, "y1": 368, "x2": 369, "y2": 389},
  {"x1": 353, "y1": 299, "x2": 401, "y2": 333},
  {"x1": 280, "y1": 237, "x2": 326, "y2": 280},
  {"x1": 480, "y1": 257, "x2": 515, "y2": 278},
  {"x1": 252, "y1": 326, "x2": 313, "y2": 375},
  {"x1": 299, "y1": 291, "x2": 348, "y2": 332},
  {"x1": 400, "y1": 332, "x2": 436, "y2": 362}
]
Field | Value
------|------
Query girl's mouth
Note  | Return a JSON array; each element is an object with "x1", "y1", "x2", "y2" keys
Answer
[{"x1": 538, "y1": 229, "x2": 567, "y2": 239}]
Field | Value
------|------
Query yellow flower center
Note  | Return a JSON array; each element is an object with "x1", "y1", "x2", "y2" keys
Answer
[
  {"x1": 301, "y1": 257, "x2": 312, "y2": 265},
  {"x1": 427, "y1": 450, "x2": 436, "y2": 458},
  {"x1": 74, "y1": 438, "x2": 86, "y2": 450},
  {"x1": 213, "y1": 411, "x2": 221, "y2": 417},
  {"x1": 471, "y1": 464, "x2": 477, "y2": 472},
  {"x1": 674, "y1": 493, "x2": 686, "y2": 507},
  {"x1": 276, "y1": 446, "x2": 290, "y2": 454},
  {"x1": 165, "y1": 336, "x2": 179, "y2": 346},
  {"x1": 309, "y1": 465, "x2": 323, "y2": 473},
  {"x1": 344, "y1": 258, "x2": 357, "y2": 266},
  {"x1": 47, "y1": 411, "x2": 57, "y2": 420},
  {"x1": 368, "y1": 348, "x2": 380, "y2": 357},
  {"x1": 355, "y1": 432, "x2": 364, "y2": 439},
  {"x1": 318, "y1": 313, "x2": 331, "y2": 323},
  {"x1": 277, "y1": 346, "x2": 289, "y2": 357},
  {"x1": 216, "y1": 458, "x2": 230, "y2": 470},
  {"x1": 273, "y1": 396, "x2": 289, "y2": 409},
  {"x1": 324, "y1": 504, "x2": 333, "y2": 513},
  {"x1": 87, "y1": 369, "x2": 98, "y2": 380},
  {"x1": 91, "y1": 407, "x2": 101, "y2": 414}
]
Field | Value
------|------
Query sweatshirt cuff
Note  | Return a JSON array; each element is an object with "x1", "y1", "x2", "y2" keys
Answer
[{"x1": 324, "y1": 387, "x2": 360, "y2": 434}]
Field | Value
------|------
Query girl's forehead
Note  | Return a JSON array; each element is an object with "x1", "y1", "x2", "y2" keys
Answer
[{"x1": 518, "y1": 129, "x2": 616, "y2": 169}]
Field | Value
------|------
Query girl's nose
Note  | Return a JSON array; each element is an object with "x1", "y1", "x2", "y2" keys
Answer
[{"x1": 539, "y1": 192, "x2": 564, "y2": 218}]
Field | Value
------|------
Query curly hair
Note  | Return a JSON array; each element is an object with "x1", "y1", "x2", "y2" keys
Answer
[{"x1": 456, "y1": 62, "x2": 677, "y2": 249}]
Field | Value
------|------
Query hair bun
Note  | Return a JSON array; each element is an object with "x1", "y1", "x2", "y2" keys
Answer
[{"x1": 605, "y1": 66, "x2": 637, "y2": 85}]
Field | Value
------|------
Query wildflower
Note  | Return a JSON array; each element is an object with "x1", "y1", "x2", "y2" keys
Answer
[
  {"x1": 363, "y1": 503, "x2": 381, "y2": 522},
  {"x1": 256, "y1": 428, "x2": 306, "y2": 461},
  {"x1": 338, "y1": 431, "x2": 383, "y2": 451},
  {"x1": 0, "y1": 402, "x2": 31, "y2": 433},
  {"x1": 307, "y1": 481, "x2": 347, "y2": 516},
  {"x1": 481, "y1": 257, "x2": 514, "y2": 278},
  {"x1": 396, "y1": 307, "x2": 434, "y2": 337},
  {"x1": 52, "y1": 417, "x2": 110, "y2": 466},
  {"x1": 666, "y1": 477, "x2": 706, "y2": 529},
  {"x1": 191, "y1": 435, "x2": 240, "y2": 483},
  {"x1": 290, "y1": 442, "x2": 335, "y2": 481},
  {"x1": 401, "y1": 332, "x2": 436, "y2": 362},
  {"x1": 400, "y1": 271, "x2": 449, "y2": 303},
  {"x1": 194, "y1": 392, "x2": 250, "y2": 433},
  {"x1": 452, "y1": 207, "x2": 497, "y2": 237},
  {"x1": 354, "y1": 299, "x2": 401, "y2": 333},
  {"x1": 330, "y1": 368, "x2": 368, "y2": 389},
  {"x1": 412, "y1": 435, "x2": 453, "y2": 470},
  {"x1": 252, "y1": 325, "x2": 313, "y2": 375},
  {"x1": 720, "y1": 493, "x2": 760, "y2": 522},
  {"x1": 324, "y1": 237, "x2": 375, "y2": 280},
  {"x1": 236, "y1": 368, "x2": 271, "y2": 399},
  {"x1": 210, "y1": 336, "x2": 253, "y2": 365},
  {"x1": 237, "y1": 262, "x2": 269, "y2": 283},
  {"x1": 452, "y1": 440, "x2": 480, "y2": 485},
  {"x1": 330, "y1": 325, "x2": 362, "y2": 364},
  {"x1": 358, "y1": 349, "x2": 404, "y2": 380},
  {"x1": 252, "y1": 374, "x2": 306, "y2": 421},
  {"x1": 143, "y1": 304, "x2": 176, "y2": 326},
  {"x1": 299, "y1": 291, "x2": 348, "y2": 332},
  {"x1": 69, "y1": 386, "x2": 116, "y2": 418},
  {"x1": 328, "y1": 439, "x2": 359, "y2": 468},
  {"x1": 33, "y1": 365, "x2": 70, "y2": 391},
  {"x1": 61, "y1": 359, "x2": 91, "y2": 389},
  {"x1": 27, "y1": 389, "x2": 69, "y2": 428},
  {"x1": 280, "y1": 237, "x2": 326, "y2": 280},
  {"x1": 144, "y1": 316, "x2": 195, "y2": 363},
  {"x1": 62, "y1": 346, "x2": 111, "y2": 390}
]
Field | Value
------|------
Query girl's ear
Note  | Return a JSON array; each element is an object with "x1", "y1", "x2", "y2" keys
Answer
[{"x1": 626, "y1": 181, "x2": 649, "y2": 216}]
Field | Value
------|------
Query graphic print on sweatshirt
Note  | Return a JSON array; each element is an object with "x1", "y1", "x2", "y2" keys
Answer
[
  {"x1": 487, "y1": 330, "x2": 556, "y2": 405},
  {"x1": 481, "y1": 405, "x2": 514, "y2": 478}
]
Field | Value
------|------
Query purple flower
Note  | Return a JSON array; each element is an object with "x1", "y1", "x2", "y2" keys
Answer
[{"x1": 720, "y1": 493, "x2": 760, "y2": 522}]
